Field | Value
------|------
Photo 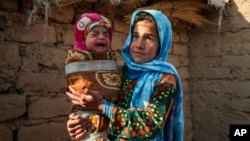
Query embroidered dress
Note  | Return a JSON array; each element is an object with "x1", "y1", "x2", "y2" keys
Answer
[
  {"x1": 102, "y1": 10, "x2": 184, "y2": 141},
  {"x1": 106, "y1": 66, "x2": 177, "y2": 141}
]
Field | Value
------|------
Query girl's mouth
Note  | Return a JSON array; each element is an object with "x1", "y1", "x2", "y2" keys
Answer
[{"x1": 133, "y1": 51, "x2": 144, "y2": 55}]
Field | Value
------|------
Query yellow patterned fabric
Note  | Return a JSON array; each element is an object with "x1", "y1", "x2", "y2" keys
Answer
[{"x1": 65, "y1": 49, "x2": 121, "y2": 103}]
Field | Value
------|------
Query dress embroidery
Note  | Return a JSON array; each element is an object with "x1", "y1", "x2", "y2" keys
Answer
[{"x1": 108, "y1": 73, "x2": 177, "y2": 140}]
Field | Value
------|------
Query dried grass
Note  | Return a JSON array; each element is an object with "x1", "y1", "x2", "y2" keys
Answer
[
  {"x1": 116, "y1": 0, "x2": 147, "y2": 13},
  {"x1": 52, "y1": 0, "x2": 81, "y2": 6},
  {"x1": 28, "y1": 0, "x2": 217, "y2": 28},
  {"x1": 123, "y1": 0, "x2": 215, "y2": 26}
]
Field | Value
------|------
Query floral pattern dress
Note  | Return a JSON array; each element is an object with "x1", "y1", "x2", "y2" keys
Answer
[{"x1": 108, "y1": 66, "x2": 177, "y2": 141}]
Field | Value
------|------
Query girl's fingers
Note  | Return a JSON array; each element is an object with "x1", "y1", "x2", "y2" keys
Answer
[
  {"x1": 66, "y1": 91, "x2": 81, "y2": 105},
  {"x1": 72, "y1": 115, "x2": 91, "y2": 140},
  {"x1": 67, "y1": 114, "x2": 91, "y2": 140},
  {"x1": 81, "y1": 94, "x2": 94, "y2": 102},
  {"x1": 68, "y1": 86, "x2": 76, "y2": 93},
  {"x1": 69, "y1": 86, "x2": 82, "y2": 95},
  {"x1": 75, "y1": 131, "x2": 88, "y2": 140},
  {"x1": 69, "y1": 112, "x2": 80, "y2": 119},
  {"x1": 66, "y1": 91, "x2": 75, "y2": 100},
  {"x1": 85, "y1": 89, "x2": 96, "y2": 95},
  {"x1": 67, "y1": 86, "x2": 85, "y2": 104}
]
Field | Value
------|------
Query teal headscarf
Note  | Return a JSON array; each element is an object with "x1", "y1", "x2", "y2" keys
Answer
[{"x1": 121, "y1": 10, "x2": 184, "y2": 141}]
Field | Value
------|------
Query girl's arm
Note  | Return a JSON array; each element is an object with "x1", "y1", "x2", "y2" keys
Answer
[{"x1": 104, "y1": 74, "x2": 177, "y2": 140}]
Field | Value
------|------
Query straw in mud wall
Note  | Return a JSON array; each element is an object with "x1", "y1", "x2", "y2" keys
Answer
[
  {"x1": 124, "y1": 0, "x2": 215, "y2": 27},
  {"x1": 85, "y1": 0, "x2": 121, "y2": 6}
]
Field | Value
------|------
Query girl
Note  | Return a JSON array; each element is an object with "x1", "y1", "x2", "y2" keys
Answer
[{"x1": 67, "y1": 10, "x2": 184, "y2": 141}]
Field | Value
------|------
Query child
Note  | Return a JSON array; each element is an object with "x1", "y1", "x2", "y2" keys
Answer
[
  {"x1": 64, "y1": 12, "x2": 120, "y2": 141},
  {"x1": 66, "y1": 10, "x2": 184, "y2": 141}
]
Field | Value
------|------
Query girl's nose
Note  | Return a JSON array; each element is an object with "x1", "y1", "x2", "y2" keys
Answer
[{"x1": 134, "y1": 39, "x2": 144, "y2": 49}]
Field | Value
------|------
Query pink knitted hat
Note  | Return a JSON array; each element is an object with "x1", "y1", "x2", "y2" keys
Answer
[{"x1": 73, "y1": 12, "x2": 112, "y2": 51}]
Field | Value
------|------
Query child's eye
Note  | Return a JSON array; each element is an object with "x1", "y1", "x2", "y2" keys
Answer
[
  {"x1": 90, "y1": 32, "x2": 98, "y2": 36},
  {"x1": 104, "y1": 32, "x2": 109, "y2": 37}
]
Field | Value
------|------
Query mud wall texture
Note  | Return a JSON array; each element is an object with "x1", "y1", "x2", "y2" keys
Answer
[
  {"x1": 1, "y1": 0, "x2": 249, "y2": 141},
  {"x1": 189, "y1": 0, "x2": 250, "y2": 141},
  {"x1": 0, "y1": 1, "x2": 191, "y2": 141}
]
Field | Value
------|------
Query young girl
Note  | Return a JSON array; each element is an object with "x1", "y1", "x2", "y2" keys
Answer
[
  {"x1": 67, "y1": 10, "x2": 184, "y2": 141},
  {"x1": 65, "y1": 12, "x2": 120, "y2": 141}
]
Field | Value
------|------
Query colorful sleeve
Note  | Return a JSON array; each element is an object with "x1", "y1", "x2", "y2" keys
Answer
[{"x1": 103, "y1": 74, "x2": 177, "y2": 140}]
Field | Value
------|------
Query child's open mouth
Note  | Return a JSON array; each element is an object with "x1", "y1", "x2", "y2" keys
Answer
[{"x1": 96, "y1": 43, "x2": 106, "y2": 47}]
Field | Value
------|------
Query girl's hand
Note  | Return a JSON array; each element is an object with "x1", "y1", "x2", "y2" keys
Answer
[
  {"x1": 66, "y1": 86, "x2": 104, "y2": 110},
  {"x1": 84, "y1": 89, "x2": 104, "y2": 110},
  {"x1": 67, "y1": 113, "x2": 91, "y2": 140}
]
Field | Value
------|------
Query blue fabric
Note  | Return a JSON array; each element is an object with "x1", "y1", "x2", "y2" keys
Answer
[
  {"x1": 121, "y1": 10, "x2": 184, "y2": 141},
  {"x1": 103, "y1": 99, "x2": 114, "y2": 118}
]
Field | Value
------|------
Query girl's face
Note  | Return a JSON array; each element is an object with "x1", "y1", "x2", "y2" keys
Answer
[
  {"x1": 85, "y1": 26, "x2": 111, "y2": 53},
  {"x1": 129, "y1": 20, "x2": 159, "y2": 64}
]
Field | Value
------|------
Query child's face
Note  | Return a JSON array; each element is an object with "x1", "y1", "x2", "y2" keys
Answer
[
  {"x1": 85, "y1": 26, "x2": 111, "y2": 54},
  {"x1": 129, "y1": 20, "x2": 159, "y2": 64}
]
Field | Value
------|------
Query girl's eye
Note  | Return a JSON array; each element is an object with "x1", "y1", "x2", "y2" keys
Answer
[
  {"x1": 131, "y1": 34, "x2": 138, "y2": 40},
  {"x1": 146, "y1": 35, "x2": 157, "y2": 43},
  {"x1": 146, "y1": 36, "x2": 152, "y2": 40}
]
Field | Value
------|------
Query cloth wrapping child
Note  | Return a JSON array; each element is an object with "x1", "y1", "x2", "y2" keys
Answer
[{"x1": 64, "y1": 12, "x2": 121, "y2": 141}]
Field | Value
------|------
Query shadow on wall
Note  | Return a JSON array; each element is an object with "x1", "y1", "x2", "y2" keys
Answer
[{"x1": 188, "y1": 0, "x2": 250, "y2": 141}]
